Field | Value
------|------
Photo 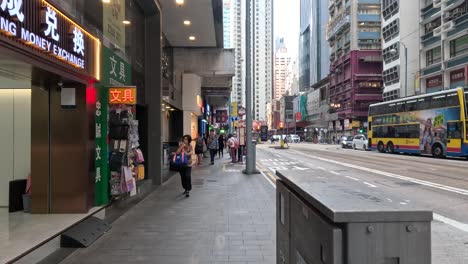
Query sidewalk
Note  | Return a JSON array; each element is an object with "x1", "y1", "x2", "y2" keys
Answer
[{"x1": 61, "y1": 155, "x2": 276, "y2": 264}]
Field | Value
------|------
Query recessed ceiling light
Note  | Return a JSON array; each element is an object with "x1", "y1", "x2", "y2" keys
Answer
[
  {"x1": 170, "y1": 108, "x2": 175, "y2": 111},
  {"x1": 102, "y1": 0, "x2": 111, "y2": 3},
  {"x1": 123, "y1": 20, "x2": 131, "y2": 25},
  {"x1": 183, "y1": 20, "x2": 191, "y2": 26},
  {"x1": 176, "y1": 0, "x2": 184, "y2": 6},
  {"x1": 189, "y1": 36, "x2": 196, "y2": 41},
  {"x1": 166, "y1": 106, "x2": 171, "y2": 109}
]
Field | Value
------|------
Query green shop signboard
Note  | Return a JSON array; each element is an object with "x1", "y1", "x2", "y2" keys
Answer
[{"x1": 94, "y1": 46, "x2": 132, "y2": 206}]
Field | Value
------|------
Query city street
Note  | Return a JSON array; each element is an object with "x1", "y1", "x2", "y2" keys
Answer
[{"x1": 256, "y1": 143, "x2": 468, "y2": 264}]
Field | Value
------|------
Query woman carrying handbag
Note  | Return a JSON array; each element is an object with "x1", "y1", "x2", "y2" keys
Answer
[{"x1": 175, "y1": 135, "x2": 194, "y2": 197}]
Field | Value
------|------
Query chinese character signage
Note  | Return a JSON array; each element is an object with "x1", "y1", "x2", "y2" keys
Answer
[
  {"x1": 109, "y1": 87, "x2": 137, "y2": 105},
  {"x1": 0, "y1": 0, "x2": 100, "y2": 79},
  {"x1": 103, "y1": 0, "x2": 125, "y2": 51},
  {"x1": 215, "y1": 110, "x2": 228, "y2": 124},
  {"x1": 94, "y1": 93, "x2": 109, "y2": 206},
  {"x1": 102, "y1": 46, "x2": 132, "y2": 86}
]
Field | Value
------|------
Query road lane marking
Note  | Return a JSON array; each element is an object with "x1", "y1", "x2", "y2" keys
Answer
[
  {"x1": 257, "y1": 164, "x2": 276, "y2": 188},
  {"x1": 434, "y1": 213, "x2": 468, "y2": 233},
  {"x1": 363, "y1": 182, "x2": 377, "y2": 188},
  {"x1": 386, "y1": 198, "x2": 393, "y2": 202},
  {"x1": 346, "y1": 176, "x2": 359, "y2": 181},
  {"x1": 399, "y1": 202, "x2": 407, "y2": 205},
  {"x1": 294, "y1": 151, "x2": 468, "y2": 197},
  {"x1": 330, "y1": 171, "x2": 340, "y2": 175},
  {"x1": 318, "y1": 167, "x2": 326, "y2": 170}
]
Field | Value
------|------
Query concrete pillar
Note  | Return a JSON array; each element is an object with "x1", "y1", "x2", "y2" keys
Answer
[{"x1": 145, "y1": 11, "x2": 163, "y2": 185}]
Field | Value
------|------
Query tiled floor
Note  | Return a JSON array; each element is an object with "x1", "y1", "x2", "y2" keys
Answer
[
  {"x1": 61, "y1": 156, "x2": 277, "y2": 264},
  {"x1": 0, "y1": 207, "x2": 102, "y2": 263}
]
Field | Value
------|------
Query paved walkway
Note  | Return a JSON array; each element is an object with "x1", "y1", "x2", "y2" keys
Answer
[{"x1": 61, "y1": 155, "x2": 276, "y2": 264}]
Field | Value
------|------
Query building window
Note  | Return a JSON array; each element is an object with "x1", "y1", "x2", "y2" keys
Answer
[
  {"x1": 426, "y1": 46, "x2": 441, "y2": 66},
  {"x1": 424, "y1": 18, "x2": 441, "y2": 34},
  {"x1": 450, "y1": 35, "x2": 468, "y2": 58},
  {"x1": 382, "y1": 0, "x2": 399, "y2": 21},
  {"x1": 383, "y1": 43, "x2": 399, "y2": 64},
  {"x1": 383, "y1": 66, "x2": 400, "y2": 86},
  {"x1": 383, "y1": 89, "x2": 400, "y2": 101},
  {"x1": 382, "y1": 19, "x2": 399, "y2": 42}
]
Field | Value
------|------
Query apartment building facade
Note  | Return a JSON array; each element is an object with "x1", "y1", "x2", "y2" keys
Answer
[
  {"x1": 419, "y1": 0, "x2": 468, "y2": 93},
  {"x1": 381, "y1": 0, "x2": 421, "y2": 101},
  {"x1": 327, "y1": 0, "x2": 383, "y2": 135}
]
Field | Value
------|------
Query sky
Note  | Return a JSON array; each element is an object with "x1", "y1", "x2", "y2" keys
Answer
[{"x1": 274, "y1": 0, "x2": 300, "y2": 58}]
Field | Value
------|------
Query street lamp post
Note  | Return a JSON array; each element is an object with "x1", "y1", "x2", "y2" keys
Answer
[{"x1": 390, "y1": 42, "x2": 408, "y2": 97}]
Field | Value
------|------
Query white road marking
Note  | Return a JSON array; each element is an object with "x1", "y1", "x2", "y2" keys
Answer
[
  {"x1": 330, "y1": 171, "x2": 340, "y2": 175},
  {"x1": 363, "y1": 182, "x2": 377, "y2": 188},
  {"x1": 318, "y1": 167, "x2": 326, "y2": 170},
  {"x1": 405, "y1": 200, "x2": 411, "y2": 203},
  {"x1": 434, "y1": 213, "x2": 468, "y2": 233},
  {"x1": 297, "y1": 152, "x2": 468, "y2": 197},
  {"x1": 346, "y1": 176, "x2": 359, "y2": 181},
  {"x1": 400, "y1": 202, "x2": 407, "y2": 205},
  {"x1": 386, "y1": 198, "x2": 393, "y2": 202}
]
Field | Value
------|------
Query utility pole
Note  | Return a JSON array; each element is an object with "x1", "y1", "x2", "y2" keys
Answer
[{"x1": 244, "y1": 0, "x2": 258, "y2": 175}]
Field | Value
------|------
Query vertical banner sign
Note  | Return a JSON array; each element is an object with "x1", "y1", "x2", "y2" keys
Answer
[
  {"x1": 103, "y1": 0, "x2": 126, "y2": 50},
  {"x1": 231, "y1": 102, "x2": 238, "y2": 117},
  {"x1": 95, "y1": 46, "x2": 132, "y2": 206},
  {"x1": 94, "y1": 88, "x2": 109, "y2": 206}
]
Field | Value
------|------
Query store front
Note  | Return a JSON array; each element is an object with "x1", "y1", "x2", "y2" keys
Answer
[
  {"x1": 0, "y1": 0, "x2": 100, "y2": 214},
  {"x1": 426, "y1": 75, "x2": 443, "y2": 93}
]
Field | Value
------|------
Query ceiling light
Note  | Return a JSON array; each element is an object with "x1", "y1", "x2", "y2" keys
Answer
[
  {"x1": 102, "y1": 0, "x2": 111, "y2": 3},
  {"x1": 189, "y1": 36, "x2": 196, "y2": 41},
  {"x1": 183, "y1": 20, "x2": 191, "y2": 26},
  {"x1": 170, "y1": 108, "x2": 175, "y2": 111},
  {"x1": 165, "y1": 106, "x2": 171, "y2": 109},
  {"x1": 176, "y1": 0, "x2": 184, "y2": 6},
  {"x1": 123, "y1": 20, "x2": 131, "y2": 25}
]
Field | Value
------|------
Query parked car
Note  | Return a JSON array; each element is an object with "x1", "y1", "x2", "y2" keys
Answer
[
  {"x1": 352, "y1": 134, "x2": 368, "y2": 150},
  {"x1": 287, "y1": 134, "x2": 301, "y2": 143},
  {"x1": 340, "y1": 136, "x2": 354, "y2": 148}
]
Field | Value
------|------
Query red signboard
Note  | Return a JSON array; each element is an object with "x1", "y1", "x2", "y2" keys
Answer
[
  {"x1": 450, "y1": 69, "x2": 465, "y2": 82},
  {"x1": 426, "y1": 75, "x2": 442, "y2": 88},
  {"x1": 295, "y1": 112, "x2": 302, "y2": 122},
  {"x1": 215, "y1": 110, "x2": 228, "y2": 124}
]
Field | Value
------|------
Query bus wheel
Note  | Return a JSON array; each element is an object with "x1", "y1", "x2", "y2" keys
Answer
[
  {"x1": 377, "y1": 142, "x2": 385, "y2": 153},
  {"x1": 387, "y1": 142, "x2": 395, "y2": 154},
  {"x1": 432, "y1": 144, "x2": 444, "y2": 159}
]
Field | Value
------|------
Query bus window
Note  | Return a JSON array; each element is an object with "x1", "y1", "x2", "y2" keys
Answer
[{"x1": 448, "y1": 122, "x2": 463, "y2": 139}]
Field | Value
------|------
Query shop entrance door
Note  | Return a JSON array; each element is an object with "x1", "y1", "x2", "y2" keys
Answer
[{"x1": 31, "y1": 80, "x2": 90, "y2": 214}]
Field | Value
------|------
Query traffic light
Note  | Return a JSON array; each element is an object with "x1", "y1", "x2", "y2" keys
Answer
[
  {"x1": 359, "y1": 127, "x2": 364, "y2": 134},
  {"x1": 257, "y1": 125, "x2": 261, "y2": 130},
  {"x1": 279, "y1": 122, "x2": 284, "y2": 129}
]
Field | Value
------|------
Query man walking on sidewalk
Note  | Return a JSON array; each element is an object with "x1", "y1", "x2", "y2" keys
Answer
[{"x1": 208, "y1": 130, "x2": 218, "y2": 165}]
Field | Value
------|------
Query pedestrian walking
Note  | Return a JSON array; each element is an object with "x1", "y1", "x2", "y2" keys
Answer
[
  {"x1": 208, "y1": 130, "x2": 218, "y2": 165},
  {"x1": 194, "y1": 135, "x2": 205, "y2": 165},
  {"x1": 218, "y1": 134, "x2": 225, "y2": 158},
  {"x1": 176, "y1": 135, "x2": 194, "y2": 197},
  {"x1": 228, "y1": 133, "x2": 239, "y2": 163}
]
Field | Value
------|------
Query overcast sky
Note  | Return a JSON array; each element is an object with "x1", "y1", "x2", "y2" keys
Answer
[{"x1": 274, "y1": 0, "x2": 300, "y2": 58}]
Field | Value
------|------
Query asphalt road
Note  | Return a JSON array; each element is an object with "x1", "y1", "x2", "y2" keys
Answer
[{"x1": 256, "y1": 142, "x2": 468, "y2": 264}]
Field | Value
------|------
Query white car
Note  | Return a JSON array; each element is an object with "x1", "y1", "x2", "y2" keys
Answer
[
  {"x1": 352, "y1": 134, "x2": 368, "y2": 150},
  {"x1": 288, "y1": 134, "x2": 301, "y2": 143}
]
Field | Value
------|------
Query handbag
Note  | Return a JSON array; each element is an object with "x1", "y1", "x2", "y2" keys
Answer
[
  {"x1": 170, "y1": 152, "x2": 188, "y2": 170},
  {"x1": 135, "y1": 149, "x2": 145, "y2": 163}
]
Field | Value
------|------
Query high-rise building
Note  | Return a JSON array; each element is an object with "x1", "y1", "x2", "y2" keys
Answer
[
  {"x1": 225, "y1": 0, "x2": 245, "y2": 106},
  {"x1": 419, "y1": 0, "x2": 468, "y2": 94},
  {"x1": 381, "y1": 0, "x2": 420, "y2": 101},
  {"x1": 223, "y1": 0, "x2": 234, "y2": 48},
  {"x1": 250, "y1": 0, "x2": 274, "y2": 121},
  {"x1": 327, "y1": 0, "x2": 383, "y2": 135},
  {"x1": 299, "y1": 0, "x2": 330, "y2": 92},
  {"x1": 274, "y1": 47, "x2": 292, "y2": 101}
]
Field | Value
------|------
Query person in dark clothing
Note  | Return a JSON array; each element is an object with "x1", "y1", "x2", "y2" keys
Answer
[
  {"x1": 218, "y1": 134, "x2": 225, "y2": 158},
  {"x1": 176, "y1": 135, "x2": 193, "y2": 197},
  {"x1": 207, "y1": 130, "x2": 218, "y2": 165}
]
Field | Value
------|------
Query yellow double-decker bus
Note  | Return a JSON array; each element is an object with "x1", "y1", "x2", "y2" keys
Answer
[{"x1": 368, "y1": 87, "x2": 468, "y2": 158}]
